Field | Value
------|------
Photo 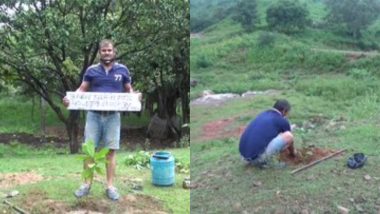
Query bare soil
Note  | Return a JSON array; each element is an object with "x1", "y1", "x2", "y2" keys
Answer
[
  {"x1": 201, "y1": 118, "x2": 245, "y2": 141},
  {"x1": 13, "y1": 189, "x2": 168, "y2": 214},
  {"x1": 0, "y1": 172, "x2": 44, "y2": 189},
  {"x1": 280, "y1": 146, "x2": 336, "y2": 166}
]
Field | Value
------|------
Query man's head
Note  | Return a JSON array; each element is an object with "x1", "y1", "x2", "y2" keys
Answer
[
  {"x1": 99, "y1": 39, "x2": 116, "y2": 66},
  {"x1": 273, "y1": 99, "x2": 291, "y2": 117}
]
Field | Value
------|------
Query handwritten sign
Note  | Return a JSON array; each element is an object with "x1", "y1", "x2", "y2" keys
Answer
[{"x1": 66, "y1": 92, "x2": 141, "y2": 111}]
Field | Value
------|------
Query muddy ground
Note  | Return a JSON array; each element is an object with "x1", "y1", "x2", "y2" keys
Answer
[
  {"x1": 201, "y1": 118, "x2": 245, "y2": 141},
  {"x1": 1, "y1": 188, "x2": 168, "y2": 214},
  {"x1": 279, "y1": 146, "x2": 337, "y2": 166},
  {"x1": 0, "y1": 161, "x2": 170, "y2": 214}
]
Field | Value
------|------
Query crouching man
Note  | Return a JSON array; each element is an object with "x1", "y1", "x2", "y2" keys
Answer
[{"x1": 239, "y1": 99, "x2": 296, "y2": 168}]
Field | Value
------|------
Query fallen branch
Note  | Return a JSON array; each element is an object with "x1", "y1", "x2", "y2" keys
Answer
[
  {"x1": 3, "y1": 200, "x2": 28, "y2": 214},
  {"x1": 291, "y1": 149, "x2": 346, "y2": 175}
]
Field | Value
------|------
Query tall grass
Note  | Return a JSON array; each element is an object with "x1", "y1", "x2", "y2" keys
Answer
[
  {"x1": 295, "y1": 75, "x2": 380, "y2": 101},
  {"x1": 0, "y1": 95, "x2": 62, "y2": 134}
]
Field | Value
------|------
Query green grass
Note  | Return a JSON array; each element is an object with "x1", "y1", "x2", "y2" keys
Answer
[
  {"x1": 190, "y1": 4, "x2": 380, "y2": 209},
  {"x1": 190, "y1": 91, "x2": 380, "y2": 213},
  {"x1": 0, "y1": 95, "x2": 63, "y2": 134},
  {"x1": 0, "y1": 144, "x2": 190, "y2": 214},
  {"x1": 0, "y1": 93, "x2": 188, "y2": 213}
]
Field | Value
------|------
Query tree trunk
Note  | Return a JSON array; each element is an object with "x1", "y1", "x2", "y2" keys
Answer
[
  {"x1": 147, "y1": 87, "x2": 181, "y2": 144},
  {"x1": 145, "y1": 92, "x2": 156, "y2": 117},
  {"x1": 65, "y1": 110, "x2": 81, "y2": 154},
  {"x1": 180, "y1": 79, "x2": 189, "y2": 125},
  {"x1": 180, "y1": 92, "x2": 190, "y2": 136},
  {"x1": 147, "y1": 114, "x2": 169, "y2": 140},
  {"x1": 31, "y1": 96, "x2": 35, "y2": 122},
  {"x1": 40, "y1": 96, "x2": 47, "y2": 143}
]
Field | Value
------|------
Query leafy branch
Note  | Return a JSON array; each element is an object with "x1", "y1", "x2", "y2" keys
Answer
[{"x1": 78, "y1": 140, "x2": 109, "y2": 181}]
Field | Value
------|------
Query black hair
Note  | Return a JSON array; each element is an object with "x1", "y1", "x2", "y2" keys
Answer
[{"x1": 273, "y1": 99, "x2": 291, "y2": 113}]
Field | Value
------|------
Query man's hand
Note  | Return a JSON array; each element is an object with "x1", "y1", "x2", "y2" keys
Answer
[
  {"x1": 289, "y1": 148, "x2": 297, "y2": 158},
  {"x1": 135, "y1": 91, "x2": 142, "y2": 101},
  {"x1": 62, "y1": 96, "x2": 69, "y2": 107}
]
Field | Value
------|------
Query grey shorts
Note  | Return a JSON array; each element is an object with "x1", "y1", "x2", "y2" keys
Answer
[
  {"x1": 242, "y1": 134, "x2": 288, "y2": 165},
  {"x1": 84, "y1": 111, "x2": 121, "y2": 150}
]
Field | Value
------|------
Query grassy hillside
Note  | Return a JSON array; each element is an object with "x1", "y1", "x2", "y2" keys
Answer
[
  {"x1": 191, "y1": 22, "x2": 380, "y2": 98},
  {"x1": 191, "y1": 0, "x2": 380, "y2": 213}
]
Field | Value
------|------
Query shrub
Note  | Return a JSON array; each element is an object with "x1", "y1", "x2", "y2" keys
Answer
[
  {"x1": 266, "y1": 0, "x2": 310, "y2": 34},
  {"x1": 324, "y1": 0, "x2": 380, "y2": 38},
  {"x1": 257, "y1": 32, "x2": 276, "y2": 48},
  {"x1": 124, "y1": 151, "x2": 151, "y2": 170},
  {"x1": 232, "y1": 0, "x2": 259, "y2": 32},
  {"x1": 175, "y1": 159, "x2": 190, "y2": 174},
  {"x1": 348, "y1": 68, "x2": 373, "y2": 80},
  {"x1": 196, "y1": 55, "x2": 213, "y2": 68}
]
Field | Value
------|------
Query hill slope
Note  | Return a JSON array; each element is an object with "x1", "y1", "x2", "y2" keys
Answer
[{"x1": 190, "y1": 0, "x2": 380, "y2": 213}]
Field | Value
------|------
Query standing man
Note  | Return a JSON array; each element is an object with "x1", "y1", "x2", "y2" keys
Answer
[
  {"x1": 239, "y1": 99, "x2": 296, "y2": 168},
  {"x1": 63, "y1": 39, "x2": 133, "y2": 200}
]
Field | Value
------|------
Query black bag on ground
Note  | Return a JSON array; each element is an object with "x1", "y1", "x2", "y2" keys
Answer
[{"x1": 347, "y1": 153, "x2": 367, "y2": 169}]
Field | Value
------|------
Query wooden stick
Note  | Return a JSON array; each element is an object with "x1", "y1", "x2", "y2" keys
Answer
[
  {"x1": 291, "y1": 149, "x2": 346, "y2": 175},
  {"x1": 3, "y1": 200, "x2": 28, "y2": 214}
]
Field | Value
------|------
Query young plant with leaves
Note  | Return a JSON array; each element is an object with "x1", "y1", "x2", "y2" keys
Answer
[
  {"x1": 124, "y1": 151, "x2": 151, "y2": 170},
  {"x1": 78, "y1": 140, "x2": 109, "y2": 181}
]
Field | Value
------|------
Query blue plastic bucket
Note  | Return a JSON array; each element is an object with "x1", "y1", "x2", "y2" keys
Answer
[{"x1": 150, "y1": 151, "x2": 175, "y2": 186}]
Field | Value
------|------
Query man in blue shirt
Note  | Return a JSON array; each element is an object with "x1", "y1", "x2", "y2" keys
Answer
[
  {"x1": 63, "y1": 39, "x2": 134, "y2": 200},
  {"x1": 239, "y1": 99, "x2": 296, "y2": 168}
]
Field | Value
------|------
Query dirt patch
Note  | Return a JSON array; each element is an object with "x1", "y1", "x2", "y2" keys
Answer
[
  {"x1": 13, "y1": 189, "x2": 168, "y2": 214},
  {"x1": 118, "y1": 194, "x2": 168, "y2": 214},
  {"x1": 280, "y1": 146, "x2": 336, "y2": 166},
  {"x1": 0, "y1": 172, "x2": 44, "y2": 189},
  {"x1": 71, "y1": 198, "x2": 111, "y2": 213},
  {"x1": 71, "y1": 194, "x2": 168, "y2": 214},
  {"x1": 201, "y1": 118, "x2": 245, "y2": 141},
  {"x1": 0, "y1": 133, "x2": 66, "y2": 148},
  {"x1": 9, "y1": 189, "x2": 168, "y2": 214},
  {"x1": 18, "y1": 189, "x2": 69, "y2": 214}
]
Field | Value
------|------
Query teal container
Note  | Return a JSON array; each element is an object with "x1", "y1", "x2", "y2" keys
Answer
[{"x1": 150, "y1": 151, "x2": 175, "y2": 186}]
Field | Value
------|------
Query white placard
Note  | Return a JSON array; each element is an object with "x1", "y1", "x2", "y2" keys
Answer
[{"x1": 66, "y1": 92, "x2": 141, "y2": 111}]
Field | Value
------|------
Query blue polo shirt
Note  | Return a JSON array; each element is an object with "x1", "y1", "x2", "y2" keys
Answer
[
  {"x1": 239, "y1": 109, "x2": 291, "y2": 159},
  {"x1": 83, "y1": 63, "x2": 131, "y2": 92}
]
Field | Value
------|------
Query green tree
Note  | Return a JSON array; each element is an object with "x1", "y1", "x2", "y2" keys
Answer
[
  {"x1": 266, "y1": 0, "x2": 310, "y2": 34},
  {"x1": 132, "y1": 0, "x2": 190, "y2": 142},
  {"x1": 233, "y1": 0, "x2": 258, "y2": 32},
  {"x1": 190, "y1": 0, "x2": 235, "y2": 32},
  {"x1": 324, "y1": 0, "x2": 380, "y2": 38},
  {"x1": 0, "y1": 0, "x2": 189, "y2": 153}
]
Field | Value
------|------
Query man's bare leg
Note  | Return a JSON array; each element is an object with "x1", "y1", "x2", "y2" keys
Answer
[
  {"x1": 106, "y1": 149, "x2": 116, "y2": 188},
  {"x1": 281, "y1": 131, "x2": 296, "y2": 157}
]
